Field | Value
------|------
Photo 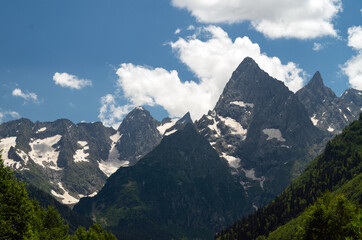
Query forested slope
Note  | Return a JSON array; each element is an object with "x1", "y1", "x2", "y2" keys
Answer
[{"x1": 216, "y1": 113, "x2": 362, "y2": 239}]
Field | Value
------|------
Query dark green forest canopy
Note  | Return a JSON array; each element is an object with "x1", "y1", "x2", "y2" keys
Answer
[
  {"x1": 0, "y1": 151, "x2": 117, "y2": 240},
  {"x1": 216, "y1": 113, "x2": 362, "y2": 240}
]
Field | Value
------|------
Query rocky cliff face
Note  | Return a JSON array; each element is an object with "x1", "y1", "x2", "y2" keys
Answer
[
  {"x1": 196, "y1": 57, "x2": 325, "y2": 207},
  {"x1": 74, "y1": 123, "x2": 250, "y2": 239},
  {"x1": 296, "y1": 71, "x2": 362, "y2": 134},
  {"x1": 0, "y1": 107, "x2": 168, "y2": 205}
]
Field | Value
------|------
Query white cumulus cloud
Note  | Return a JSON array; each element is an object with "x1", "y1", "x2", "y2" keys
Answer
[
  {"x1": 98, "y1": 94, "x2": 134, "y2": 128},
  {"x1": 171, "y1": 0, "x2": 342, "y2": 39},
  {"x1": 0, "y1": 110, "x2": 20, "y2": 123},
  {"x1": 53, "y1": 72, "x2": 92, "y2": 90},
  {"x1": 175, "y1": 28, "x2": 181, "y2": 34},
  {"x1": 347, "y1": 26, "x2": 362, "y2": 50},
  {"x1": 12, "y1": 88, "x2": 39, "y2": 103},
  {"x1": 342, "y1": 26, "x2": 362, "y2": 90},
  {"x1": 99, "y1": 26, "x2": 306, "y2": 125}
]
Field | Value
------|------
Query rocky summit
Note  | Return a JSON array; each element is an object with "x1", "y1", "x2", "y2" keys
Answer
[
  {"x1": 196, "y1": 57, "x2": 325, "y2": 207},
  {"x1": 296, "y1": 71, "x2": 362, "y2": 134}
]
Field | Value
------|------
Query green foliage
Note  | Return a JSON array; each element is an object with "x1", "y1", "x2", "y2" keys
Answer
[
  {"x1": 71, "y1": 224, "x2": 117, "y2": 240},
  {"x1": 298, "y1": 193, "x2": 361, "y2": 240},
  {"x1": 0, "y1": 150, "x2": 35, "y2": 239},
  {"x1": 217, "y1": 117, "x2": 362, "y2": 239},
  {"x1": 0, "y1": 151, "x2": 117, "y2": 240}
]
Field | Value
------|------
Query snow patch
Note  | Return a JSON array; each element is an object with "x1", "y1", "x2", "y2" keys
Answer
[
  {"x1": 98, "y1": 132, "x2": 124, "y2": 177},
  {"x1": 157, "y1": 118, "x2": 179, "y2": 135},
  {"x1": 79, "y1": 191, "x2": 98, "y2": 198},
  {"x1": 219, "y1": 116, "x2": 247, "y2": 139},
  {"x1": 73, "y1": 141, "x2": 89, "y2": 163},
  {"x1": 0, "y1": 136, "x2": 21, "y2": 168},
  {"x1": 98, "y1": 159, "x2": 129, "y2": 177},
  {"x1": 241, "y1": 168, "x2": 265, "y2": 189},
  {"x1": 230, "y1": 101, "x2": 254, "y2": 108},
  {"x1": 29, "y1": 135, "x2": 62, "y2": 170},
  {"x1": 281, "y1": 145, "x2": 291, "y2": 149},
  {"x1": 263, "y1": 128, "x2": 286, "y2": 142},
  {"x1": 327, "y1": 126, "x2": 334, "y2": 132},
  {"x1": 310, "y1": 114, "x2": 319, "y2": 126},
  {"x1": 208, "y1": 118, "x2": 221, "y2": 136},
  {"x1": 165, "y1": 129, "x2": 177, "y2": 136},
  {"x1": 221, "y1": 153, "x2": 240, "y2": 169},
  {"x1": 16, "y1": 149, "x2": 29, "y2": 164},
  {"x1": 51, "y1": 183, "x2": 79, "y2": 205},
  {"x1": 36, "y1": 127, "x2": 47, "y2": 133}
]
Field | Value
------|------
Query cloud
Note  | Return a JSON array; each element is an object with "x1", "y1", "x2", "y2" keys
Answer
[
  {"x1": 98, "y1": 26, "x2": 305, "y2": 124},
  {"x1": 0, "y1": 110, "x2": 20, "y2": 123},
  {"x1": 53, "y1": 72, "x2": 92, "y2": 90},
  {"x1": 98, "y1": 94, "x2": 133, "y2": 128},
  {"x1": 12, "y1": 88, "x2": 39, "y2": 103},
  {"x1": 170, "y1": 26, "x2": 305, "y2": 92},
  {"x1": 313, "y1": 43, "x2": 324, "y2": 51},
  {"x1": 175, "y1": 28, "x2": 181, "y2": 34},
  {"x1": 347, "y1": 26, "x2": 362, "y2": 50},
  {"x1": 341, "y1": 26, "x2": 362, "y2": 90},
  {"x1": 171, "y1": 0, "x2": 342, "y2": 39}
]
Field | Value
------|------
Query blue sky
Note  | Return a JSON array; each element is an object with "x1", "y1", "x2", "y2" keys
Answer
[{"x1": 0, "y1": 0, "x2": 361, "y2": 127}]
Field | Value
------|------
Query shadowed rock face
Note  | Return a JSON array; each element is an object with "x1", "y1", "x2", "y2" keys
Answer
[
  {"x1": 116, "y1": 107, "x2": 162, "y2": 166},
  {"x1": 296, "y1": 71, "x2": 362, "y2": 134},
  {"x1": 197, "y1": 57, "x2": 324, "y2": 207},
  {"x1": 74, "y1": 123, "x2": 250, "y2": 240}
]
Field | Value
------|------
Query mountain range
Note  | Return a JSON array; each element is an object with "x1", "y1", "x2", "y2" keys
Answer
[
  {"x1": 216, "y1": 113, "x2": 362, "y2": 239},
  {"x1": 0, "y1": 57, "x2": 361, "y2": 239}
]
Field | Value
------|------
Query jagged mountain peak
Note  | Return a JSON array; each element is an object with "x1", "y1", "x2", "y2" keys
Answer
[
  {"x1": 163, "y1": 112, "x2": 194, "y2": 136},
  {"x1": 306, "y1": 71, "x2": 324, "y2": 89},
  {"x1": 296, "y1": 72, "x2": 362, "y2": 134},
  {"x1": 341, "y1": 87, "x2": 362, "y2": 98},
  {"x1": 74, "y1": 120, "x2": 249, "y2": 239},
  {"x1": 117, "y1": 106, "x2": 159, "y2": 132},
  {"x1": 115, "y1": 106, "x2": 162, "y2": 166},
  {"x1": 176, "y1": 112, "x2": 192, "y2": 125},
  {"x1": 235, "y1": 56, "x2": 259, "y2": 71},
  {"x1": 297, "y1": 71, "x2": 336, "y2": 97},
  {"x1": 216, "y1": 57, "x2": 290, "y2": 111}
]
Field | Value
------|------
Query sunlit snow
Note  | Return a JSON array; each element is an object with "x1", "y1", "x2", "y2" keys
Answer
[
  {"x1": 36, "y1": 127, "x2": 47, "y2": 133},
  {"x1": 310, "y1": 114, "x2": 319, "y2": 126},
  {"x1": 219, "y1": 116, "x2": 247, "y2": 139},
  {"x1": 221, "y1": 152, "x2": 240, "y2": 169},
  {"x1": 157, "y1": 118, "x2": 179, "y2": 135},
  {"x1": 230, "y1": 101, "x2": 254, "y2": 108},
  {"x1": 73, "y1": 141, "x2": 89, "y2": 163},
  {"x1": 165, "y1": 129, "x2": 178, "y2": 136},
  {"x1": 98, "y1": 132, "x2": 127, "y2": 177},
  {"x1": 51, "y1": 183, "x2": 79, "y2": 205},
  {"x1": 29, "y1": 135, "x2": 62, "y2": 170},
  {"x1": 0, "y1": 136, "x2": 21, "y2": 169}
]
